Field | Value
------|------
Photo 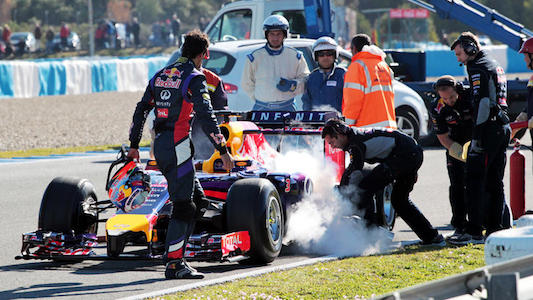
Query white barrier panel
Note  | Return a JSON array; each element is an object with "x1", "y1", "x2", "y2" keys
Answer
[
  {"x1": 12, "y1": 61, "x2": 40, "y2": 98},
  {"x1": 116, "y1": 58, "x2": 148, "y2": 92},
  {"x1": 64, "y1": 60, "x2": 92, "y2": 95}
]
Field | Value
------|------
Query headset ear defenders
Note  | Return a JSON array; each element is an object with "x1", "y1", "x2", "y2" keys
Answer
[
  {"x1": 433, "y1": 76, "x2": 463, "y2": 92},
  {"x1": 451, "y1": 35, "x2": 479, "y2": 56}
]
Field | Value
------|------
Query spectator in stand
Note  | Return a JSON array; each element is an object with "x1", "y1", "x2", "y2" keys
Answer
[
  {"x1": 34, "y1": 23, "x2": 42, "y2": 52},
  {"x1": 2, "y1": 24, "x2": 11, "y2": 45},
  {"x1": 198, "y1": 16, "x2": 208, "y2": 31},
  {"x1": 95, "y1": 23, "x2": 105, "y2": 50},
  {"x1": 171, "y1": 13, "x2": 181, "y2": 46},
  {"x1": 131, "y1": 17, "x2": 140, "y2": 48},
  {"x1": 45, "y1": 27, "x2": 55, "y2": 54},
  {"x1": 59, "y1": 22, "x2": 70, "y2": 50},
  {"x1": 161, "y1": 20, "x2": 170, "y2": 46}
]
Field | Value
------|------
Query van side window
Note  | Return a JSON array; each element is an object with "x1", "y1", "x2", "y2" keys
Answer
[
  {"x1": 209, "y1": 9, "x2": 252, "y2": 42},
  {"x1": 273, "y1": 10, "x2": 307, "y2": 36}
]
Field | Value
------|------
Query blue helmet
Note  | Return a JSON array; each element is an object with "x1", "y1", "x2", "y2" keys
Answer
[{"x1": 263, "y1": 15, "x2": 289, "y2": 38}]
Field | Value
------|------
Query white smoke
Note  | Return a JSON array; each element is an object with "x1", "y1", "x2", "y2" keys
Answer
[{"x1": 268, "y1": 138, "x2": 397, "y2": 257}]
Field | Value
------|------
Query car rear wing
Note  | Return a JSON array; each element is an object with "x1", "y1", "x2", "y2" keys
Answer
[{"x1": 215, "y1": 110, "x2": 342, "y2": 134}]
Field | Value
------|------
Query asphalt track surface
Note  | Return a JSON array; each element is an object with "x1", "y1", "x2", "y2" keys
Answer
[{"x1": 1, "y1": 143, "x2": 532, "y2": 299}]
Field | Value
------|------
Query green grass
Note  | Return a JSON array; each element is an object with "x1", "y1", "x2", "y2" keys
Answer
[
  {"x1": 0, "y1": 141, "x2": 151, "y2": 158},
  {"x1": 160, "y1": 245, "x2": 485, "y2": 300}
]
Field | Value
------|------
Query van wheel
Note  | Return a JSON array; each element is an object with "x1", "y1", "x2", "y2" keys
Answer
[{"x1": 226, "y1": 178, "x2": 283, "y2": 264}]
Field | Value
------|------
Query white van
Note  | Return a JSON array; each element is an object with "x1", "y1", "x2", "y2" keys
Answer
[{"x1": 204, "y1": 0, "x2": 353, "y2": 43}]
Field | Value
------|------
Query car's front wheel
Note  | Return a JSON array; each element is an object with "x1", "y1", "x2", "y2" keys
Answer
[
  {"x1": 38, "y1": 177, "x2": 98, "y2": 235},
  {"x1": 226, "y1": 178, "x2": 283, "y2": 264},
  {"x1": 396, "y1": 107, "x2": 420, "y2": 141}
]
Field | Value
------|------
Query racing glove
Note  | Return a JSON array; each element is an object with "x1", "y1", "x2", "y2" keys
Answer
[
  {"x1": 448, "y1": 142, "x2": 466, "y2": 163},
  {"x1": 276, "y1": 77, "x2": 297, "y2": 92}
]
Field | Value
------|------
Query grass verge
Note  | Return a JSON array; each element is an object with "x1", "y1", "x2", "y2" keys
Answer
[
  {"x1": 0, "y1": 141, "x2": 151, "y2": 159},
  {"x1": 160, "y1": 244, "x2": 485, "y2": 300}
]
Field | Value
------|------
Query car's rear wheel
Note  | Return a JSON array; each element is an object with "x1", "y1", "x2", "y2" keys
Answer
[
  {"x1": 38, "y1": 177, "x2": 98, "y2": 235},
  {"x1": 375, "y1": 183, "x2": 396, "y2": 230},
  {"x1": 396, "y1": 107, "x2": 420, "y2": 141},
  {"x1": 226, "y1": 178, "x2": 283, "y2": 264}
]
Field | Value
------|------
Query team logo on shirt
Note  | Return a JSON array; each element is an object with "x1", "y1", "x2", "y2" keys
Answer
[
  {"x1": 160, "y1": 90, "x2": 171, "y2": 100},
  {"x1": 157, "y1": 108, "x2": 169, "y2": 118}
]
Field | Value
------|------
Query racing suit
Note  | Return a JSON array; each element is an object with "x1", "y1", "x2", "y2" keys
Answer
[
  {"x1": 301, "y1": 65, "x2": 345, "y2": 112},
  {"x1": 464, "y1": 50, "x2": 511, "y2": 237},
  {"x1": 343, "y1": 45, "x2": 396, "y2": 128},
  {"x1": 241, "y1": 44, "x2": 309, "y2": 111},
  {"x1": 340, "y1": 127, "x2": 440, "y2": 243},
  {"x1": 430, "y1": 88, "x2": 473, "y2": 232},
  {"x1": 129, "y1": 57, "x2": 228, "y2": 262}
]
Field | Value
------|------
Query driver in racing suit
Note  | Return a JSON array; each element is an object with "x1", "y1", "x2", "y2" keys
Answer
[{"x1": 127, "y1": 30, "x2": 233, "y2": 279}]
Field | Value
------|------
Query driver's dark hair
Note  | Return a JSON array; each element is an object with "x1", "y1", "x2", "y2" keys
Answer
[
  {"x1": 322, "y1": 118, "x2": 349, "y2": 138},
  {"x1": 351, "y1": 34, "x2": 371, "y2": 52},
  {"x1": 181, "y1": 29, "x2": 209, "y2": 59}
]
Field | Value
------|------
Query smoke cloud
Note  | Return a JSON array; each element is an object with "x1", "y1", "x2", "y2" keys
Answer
[{"x1": 268, "y1": 138, "x2": 397, "y2": 257}]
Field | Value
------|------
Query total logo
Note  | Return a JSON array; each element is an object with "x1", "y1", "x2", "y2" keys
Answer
[{"x1": 223, "y1": 234, "x2": 242, "y2": 246}]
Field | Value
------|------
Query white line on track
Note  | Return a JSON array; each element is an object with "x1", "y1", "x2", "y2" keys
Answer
[{"x1": 118, "y1": 256, "x2": 339, "y2": 300}]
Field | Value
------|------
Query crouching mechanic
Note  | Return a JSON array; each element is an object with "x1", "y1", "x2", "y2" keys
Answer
[
  {"x1": 242, "y1": 15, "x2": 309, "y2": 111},
  {"x1": 430, "y1": 75, "x2": 474, "y2": 237},
  {"x1": 127, "y1": 30, "x2": 234, "y2": 279},
  {"x1": 322, "y1": 118, "x2": 445, "y2": 246},
  {"x1": 301, "y1": 36, "x2": 345, "y2": 112}
]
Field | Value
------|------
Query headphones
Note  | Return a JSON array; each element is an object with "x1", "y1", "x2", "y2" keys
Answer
[
  {"x1": 433, "y1": 76, "x2": 463, "y2": 92},
  {"x1": 458, "y1": 36, "x2": 478, "y2": 56}
]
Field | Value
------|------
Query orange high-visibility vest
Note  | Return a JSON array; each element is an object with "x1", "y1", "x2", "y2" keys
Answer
[{"x1": 342, "y1": 50, "x2": 397, "y2": 129}]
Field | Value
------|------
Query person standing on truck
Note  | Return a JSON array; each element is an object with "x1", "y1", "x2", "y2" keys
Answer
[
  {"x1": 448, "y1": 32, "x2": 511, "y2": 245},
  {"x1": 322, "y1": 118, "x2": 445, "y2": 246},
  {"x1": 301, "y1": 36, "x2": 345, "y2": 112},
  {"x1": 513, "y1": 37, "x2": 533, "y2": 137},
  {"x1": 343, "y1": 34, "x2": 396, "y2": 128},
  {"x1": 241, "y1": 15, "x2": 309, "y2": 111},
  {"x1": 430, "y1": 75, "x2": 474, "y2": 238},
  {"x1": 127, "y1": 30, "x2": 234, "y2": 279}
]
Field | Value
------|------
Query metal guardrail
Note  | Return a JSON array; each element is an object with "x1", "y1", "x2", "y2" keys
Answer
[{"x1": 376, "y1": 253, "x2": 533, "y2": 300}]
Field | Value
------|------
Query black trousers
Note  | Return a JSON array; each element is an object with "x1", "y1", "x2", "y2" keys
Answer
[
  {"x1": 446, "y1": 153, "x2": 468, "y2": 231},
  {"x1": 154, "y1": 131, "x2": 199, "y2": 261},
  {"x1": 465, "y1": 124, "x2": 511, "y2": 236},
  {"x1": 358, "y1": 146, "x2": 438, "y2": 242}
]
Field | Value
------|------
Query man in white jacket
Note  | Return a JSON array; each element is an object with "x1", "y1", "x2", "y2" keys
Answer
[{"x1": 241, "y1": 15, "x2": 309, "y2": 111}]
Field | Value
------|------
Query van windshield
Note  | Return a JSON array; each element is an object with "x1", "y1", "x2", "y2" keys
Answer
[{"x1": 272, "y1": 10, "x2": 307, "y2": 36}]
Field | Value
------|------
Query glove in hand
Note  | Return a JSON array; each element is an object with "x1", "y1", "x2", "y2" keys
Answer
[{"x1": 276, "y1": 77, "x2": 297, "y2": 92}]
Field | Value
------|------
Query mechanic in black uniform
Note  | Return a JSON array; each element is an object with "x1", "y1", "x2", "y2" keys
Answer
[
  {"x1": 127, "y1": 30, "x2": 234, "y2": 279},
  {"x1": 513, "y1": 36, "x2": 533, "y2": 139},
  {"x1": 322, "y1": 118, "x2": 445, "y2": 246},
  {"x1": 449, "y1": 32, "x2": 511, "y2": 245},
  {"x1": 430, "y1": 75, "x2": 473, "y2": 238}
]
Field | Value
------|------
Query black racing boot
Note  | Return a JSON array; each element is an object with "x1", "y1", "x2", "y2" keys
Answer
[{"x1": 165, "y1": 259, "x2": 204, "y2": 279}]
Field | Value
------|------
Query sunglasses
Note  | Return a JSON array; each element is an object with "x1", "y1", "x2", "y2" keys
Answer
[{"x1": 316, "y1": 50, "x2": 335, "y2": 57}]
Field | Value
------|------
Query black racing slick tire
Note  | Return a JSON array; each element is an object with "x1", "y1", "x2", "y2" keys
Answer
[
  {"x1": 375, "y1": 183, "x2": 396, "y2": 230},
  {"x1": 396, "y1": 107, "x2": 420, "y2": 141},
  {"x1": 226, "y1": 178, "x2": 284, "y2": 264},
  {"x1": 106, "y1": 235, "x2": 126, "y2": 258},
  {"x1": 38, "y1": 177, "x2": 98, "y2": 235}
]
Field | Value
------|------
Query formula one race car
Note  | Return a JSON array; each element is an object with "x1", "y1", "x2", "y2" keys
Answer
[{"x1": 16, "y1": 111, "x2": 396, "y2": 263}]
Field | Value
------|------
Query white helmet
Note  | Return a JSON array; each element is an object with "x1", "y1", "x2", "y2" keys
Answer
[
  {"x1": 263, "y1": 15, "x2": 289, "y2": 38},
  {"x1": 312, "y1": 36, "x2": 338, "y2": 60}
]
